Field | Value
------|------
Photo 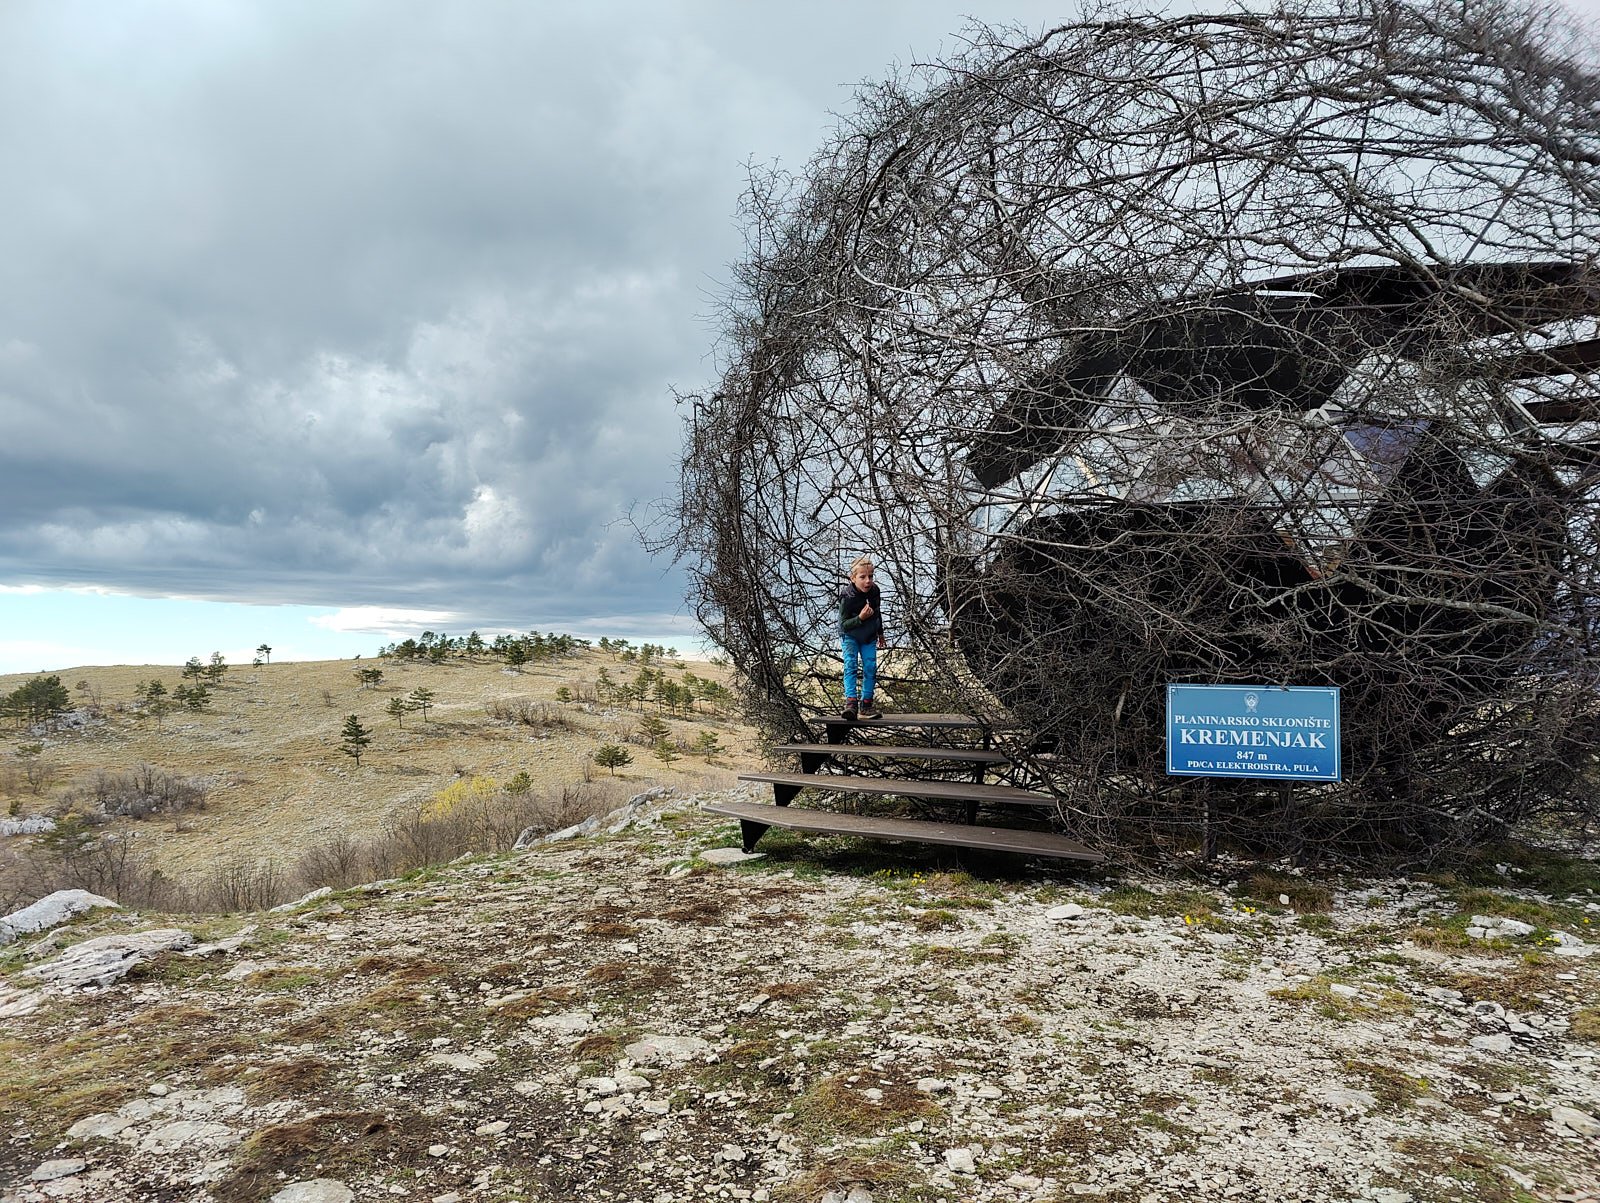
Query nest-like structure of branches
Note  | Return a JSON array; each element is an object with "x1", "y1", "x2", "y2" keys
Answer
[{"x1": 668, "y1": 0, "x2": 1600, "y2": 864}]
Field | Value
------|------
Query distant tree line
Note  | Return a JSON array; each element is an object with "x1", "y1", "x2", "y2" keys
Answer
[
  {"x1": 378, "y1": 629, "x2": 589, "y2": 668},
  {"x1": 594, "y1": 665, "x2": 730, "y2": 714}
]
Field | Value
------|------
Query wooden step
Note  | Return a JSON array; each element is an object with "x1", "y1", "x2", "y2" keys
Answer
[
  {"x1": 738, "y1": 771, "x2": 1052, "y2": 809},
  {"x1": 808, "y1": 712, "x2": 1011, "y2": 731},
  {"x1": 705, "y1": 799, "x2": 1104, "y2": 863},
  {"x1": 773, "y1": 742, "x2": 1009, "y2": 765}
]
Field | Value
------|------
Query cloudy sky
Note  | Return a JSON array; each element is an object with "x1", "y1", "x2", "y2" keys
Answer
[{"x1": 3, "y1": 0, "x2": 1598, "y2": 672}]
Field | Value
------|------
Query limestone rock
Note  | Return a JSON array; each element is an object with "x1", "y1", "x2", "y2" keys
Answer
[
  {"x1": 269, "y1": 1182, "x2": 355, "y2": 1203},
  {"x1": 944, "y1": 1147, "x2": 977, "y2": 1173},
  {"x1": 29, "y1": 1160, "x2": 87, "y2": 1182},
  {"x1": 625, "y1": 1034, "x2": 712, "y2": 1065},
  {"x1": 0, "y1": 890, "x2": 120, "y2": 946},
  {"x1": 700, "y1": 847, "x2": 764, "y2": 865},
  {"x1": 1552, "y1": 1105, "x2": 1600, "y2": 1138},
  {"x1": 269, "y1": 886, "x2": 333, "y2": 913},
  {"x1": 23, "y1": 928, "x2": 193, "y2": 988}
]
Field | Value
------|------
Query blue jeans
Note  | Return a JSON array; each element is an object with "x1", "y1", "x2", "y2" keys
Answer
[{"x1": 841, "y1": 635, "x2": 877, "y2": 702}]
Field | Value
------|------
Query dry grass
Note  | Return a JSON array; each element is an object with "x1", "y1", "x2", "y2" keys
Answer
[{"x1": 0, "y1": 650, "x2": 754, "y2": 903}]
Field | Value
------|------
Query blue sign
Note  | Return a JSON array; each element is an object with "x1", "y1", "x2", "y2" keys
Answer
[{"x1": 1166, "y1": 684, "x2": 1340, "y2": 782}]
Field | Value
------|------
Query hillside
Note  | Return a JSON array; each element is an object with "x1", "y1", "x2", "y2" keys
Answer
[
  {"x1": 2, "y1": 795, "x2": 1599, "y2": 1203},
  {"x1": 0, "y1": 649, "x2": 757, "y2": 903}
]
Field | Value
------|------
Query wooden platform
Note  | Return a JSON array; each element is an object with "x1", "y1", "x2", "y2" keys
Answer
[
  {"x1": 705, "y1": 799, "x2": 1104, "y2": 863},
  {"x1": 738, "y1": 770, "x2": 1053, "y2": 810},
  {"x1": 774, "y1": 742, "x2": 1009, "y2": 765},
  {"x1": 809, "y1": 712, "x2": 1011, "y2": 730}
]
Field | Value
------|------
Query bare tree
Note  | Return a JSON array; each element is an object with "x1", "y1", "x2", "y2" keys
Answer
[{"x1": 663, "y1": 0, "x2": 1600, "y2": 865}]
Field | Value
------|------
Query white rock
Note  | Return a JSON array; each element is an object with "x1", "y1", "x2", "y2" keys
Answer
[
  {"x1": 475, "y1": 1120, "x2": 509, "y2": 1136},
  {"x1": 268, "y1": 887, "x2": 333, "y2": 913},
  {"x1": 29, "y1": 1160, "x2": 87, "y2": 1182},
  {"x1": 579, "y1": 1077, "x2": 619, "y2": 1096},
  {"x1": 23, "y1": 928, "x2": 193, "y2": 988},
  {"x1": 700, "y1": 847, "x2": 764, "y2": 865},
  {"x1": 530, "y1": 1010, "x2": 595, "y2": 1034},
  {"x1": 916, "y1": 1078, "x2": 951, "y2": 1094},
  {"x1": 427, "y1": 1144, "x2": 450, "y2": 1158},
  {"x1": 138, "y1": 1120, "x2": 233, "y2": 1152},
  {"x1": 1329, "y1": 984, "x2": 1359, "y2": 1000},
  {"x1": 716, "y1": 1144, "x2": 747, "y2": 1163},
  {"x1": 944, "y1": 1147, "x2": 977, "y2": 1174},
  {"x1": 736, "y1": 994, "x2": 771, "y2": 1014},
  {"x1": 66, "y1": 1114, "x2": 137, "y2": 1140},
  {"x1": 1470, "y1": 1034, "x2": 1513, "y2": 1054},
  {"x1": 269, "y1": 1183, "x2": 355, "y2": 1203},
  {"x1": 844, "y1": 1188, "x2": 874, "y2": 1203},
  {"x1": 640, "y1": 1129, "x2": 666, "y2": 1143},
  {"x1": 1046, "y1": 903, "x2": 1085, "y2": 921},
  {"x1": 0, "y1": 815, "x2": 55, "y2": 837},
  {"x1": 1317, "y1": 1087, "x2": 1375, "y2": 1112},
  {"x1": 1552, "y1": 1105, "x2": 1600, "y2": 1138},
  {"x1": 0, "y1": 983, "x2": 42, "y2": 1018},
  {"x1": 1368, "y1": 1191, "x2": 1412, "y2": 1203},
  {"x1": 425, "y1": 1053, "x2": 484, "y2": 1072},
  {"x1": 1500, "y1": 1165, "x2": 1536, "y2": 1190},
  {"x1": 0, "y1": 891, "x2": 119, "y2": 946},
  {"x1": 624, "y1": 1034, "x2": 712, "y2": 1065}
]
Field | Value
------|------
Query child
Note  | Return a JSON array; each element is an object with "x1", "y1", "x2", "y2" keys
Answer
[{"x1": 839, "y1": 555, "x2": 887, "y2": 720}]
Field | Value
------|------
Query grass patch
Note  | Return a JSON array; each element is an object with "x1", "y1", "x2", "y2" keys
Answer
[
  {"x1": 243, "y1": 1056, "x2": 335, "y2": 1102},
  {"x1": 773, "y1": 1152, "x2": 919, "y2": 1203},
  {"x1": 212, "y1": 1111, "x2": 427, "y2": 1203},
  {"x1": 1267, "y1": 975, "x2": 1408, "y2": 1021},
  {"x1": 790, "y1": 1074, "x2": 941, "y2": 1138},
  {"x1": 1570, "y1": 1008, "x2": 1600, "y2": 1042},
  {"x1": 1448, "y1": 841, "x2": 1600, "y2": 897},
  {"x1": 1392, "y1": 1137, "x2": 1533, "y2": 1203},
  {"x1": 1447, "y1": 961, "x2": 1561, "y2": 1010},
  {"x1": 244, "y1": 965, "x2": 325, "y2": 992},
  {"x1": 1243, "y1": 871, "x2": 1334, "y2": 912},
  {"x1": 0, "y1": 1007, "x2": 251, "y2": 1128},
  {"x1": 1346, "y1": 1059, "x2": 1430, "y2": 1111},
  {"x1": 909, "y1": 943, "x2": 1013, "y2": 969},
  {"x1": 907, "y1": 908, "x2": 960, "y2": 931},
  {"x1": 1103, "y1": 885, "x2": 1219, "y2": 920}
]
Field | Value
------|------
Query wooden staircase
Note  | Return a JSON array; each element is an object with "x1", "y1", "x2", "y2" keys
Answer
[{"x1": 704, "y1": 712, "x2": 1104, "y2": 865}]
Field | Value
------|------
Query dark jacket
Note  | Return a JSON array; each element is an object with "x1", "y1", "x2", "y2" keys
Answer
[{"x1": 840, "y1": 581, "x2": 883, "y2": 645}]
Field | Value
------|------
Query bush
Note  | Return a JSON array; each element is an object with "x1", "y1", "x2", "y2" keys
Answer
[
  {"x1": 485, "y1": 698, "x2": 574, "y2": 730},
  {"x1": 67, "y1": 765, "x2": 208, "y2": 820}
]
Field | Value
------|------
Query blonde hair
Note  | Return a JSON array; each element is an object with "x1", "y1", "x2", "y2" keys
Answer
[{"x1": 848, "y1": 555, "x2": 876, "y2": 578}]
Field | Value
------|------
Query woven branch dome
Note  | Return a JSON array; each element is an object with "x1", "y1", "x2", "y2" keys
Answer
[{"x1": 671, "y1": 0, "x2": 1600, "y2": 863}]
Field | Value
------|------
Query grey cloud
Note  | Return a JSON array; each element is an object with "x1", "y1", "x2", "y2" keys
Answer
[{"x1": 0, "y1": 0, "x2": 1151, "y2": 628}]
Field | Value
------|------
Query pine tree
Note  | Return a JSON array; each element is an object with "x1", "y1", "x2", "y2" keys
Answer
[
  {"x1": 340, "y1": 714, "x2": 373, "y2": 766},
  {"x1": 593, "y1": 743, "x2": 632, "y2": 776}
]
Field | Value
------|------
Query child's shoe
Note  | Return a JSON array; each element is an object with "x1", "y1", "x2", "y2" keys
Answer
[
  {"x1": 858, "y1": 700, "x2": 882, "y2": 720},
  {"x1": 841, "y1": 702, "x2": 859, "y2": 722}
]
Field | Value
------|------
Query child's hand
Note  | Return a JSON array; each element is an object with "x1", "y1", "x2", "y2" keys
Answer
[{"x1": 860, "y1": 601, "x2": 874, "y2": 617}]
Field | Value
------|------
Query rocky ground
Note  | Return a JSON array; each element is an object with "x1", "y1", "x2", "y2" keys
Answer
[{"x1": 2, "y1": 785, "x2": 1599, "y2": 1203}]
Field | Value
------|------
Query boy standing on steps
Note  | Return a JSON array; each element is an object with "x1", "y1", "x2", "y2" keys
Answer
[{"x1": 839, "y1": 555, "x2": 887, "y2": 721}]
